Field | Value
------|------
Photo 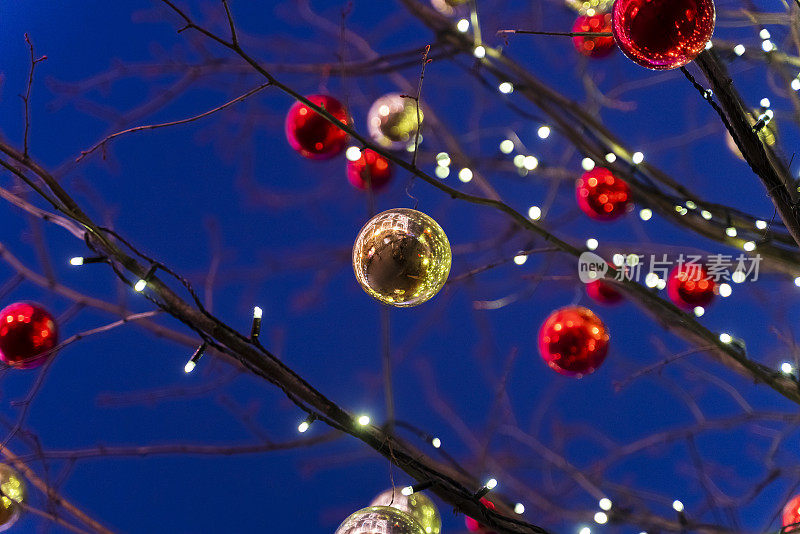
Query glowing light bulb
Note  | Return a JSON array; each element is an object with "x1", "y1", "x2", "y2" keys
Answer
[
  {"x1": 357, "y1": 415, "x2": 371, "y2": 426},
  {"x1": 586, "y1": 238, "x2": 599, "y2": 251},
  {"x1": 599, "y1": 498, "x2": 612, "y2": 511},
  {"x1": 639, "y1": 208, "x2": 652, "y2": 221},
  {"x1": 781, "y1": 362, "x2": 794, "y2": 374},
  {"x1": 672, "y1": 500, "x2": 684, "y2": 512},
  {"x1": 431, "y1": 437, "x2": 441, "y2": 448},
  {"x1": 733, "y1": 44, "x2": 745, "y2": 56},
  {"x1": 719, "y1": 333, "x2": 732, "y2": 344},
  {"x1": 537, "y1": 126, "x2": 551, "y2": 139},
  {"x1": 473, "y1": 46, "x2": 486, "y2": 58},
  {"x1": 458, "y1": 168, "x2": 473, "y2": 183},
  {"x1": 134, "y1": 279, "x2": 147, "y2": 292},
  {"x1": 346, "y1": 146, "x2": 362, "y2": 161},
  {"x1": 632, "y1": 152, "x2": 644, "y2": 164},
  {"x1": 184, "y1": 360, "x2": 196, "y2": 373},
  {"x1": 499, "y1": 139, "x2": 514, "y2": 154},
  {"x1": 457, "y1": 18, "x2": 470, "y2": 32},
  {"x1": 69, "y1": 257, "x2": 84, "y2": 266},
  {"x1": 581, "y1": 158, "x2": 595, "y2": 171},
  {"x1": 499, "y1": 82, "x2": 514, "y2": 94}
]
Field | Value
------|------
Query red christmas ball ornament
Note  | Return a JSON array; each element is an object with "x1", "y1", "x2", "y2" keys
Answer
[
  {"x1": 347, "y1": 149, "x2": 392, "y2": 191},
  {"x1": 538, "y1": 306, "x2": 609, "y2": 377},
  {"x1": 572, "y1": 13, "x2": 615, "y2": 58},
  {"x1": 667, "y1": 264, "x2": 715, "y2": 310},
  {"x1": 0, "y1": 302, "x2": 58, "y2": 369},
  {"x1": 284, "y1": 95, "x2": 349, "y2": 159},
  {"x1": 586, "y1": 279, "x2": 623, "y2": 304},
  {"x1": 782, "y1": 494, "x2": 800, "y2": 530},
  {"x1": 465, "y1": 498, "x2": 497, "y2": 534},
  {"x1": 612, "y1": 0, "x2": 715, "y2": 70},
  {"x1": 576, "y1": 167, "x2": 631, "y2": 220}
]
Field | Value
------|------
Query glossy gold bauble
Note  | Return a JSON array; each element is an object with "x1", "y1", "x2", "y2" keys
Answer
[
  {"x1": 335, "y1": 506, "x2": 426, "y2": 534},
  {"x1": 0, "y1": 464, "x2": 25, "y2": 531},
  {"x1": 565, "y1": 0, "x2": 614, "y2": 15},
  {"x1": 367, "y1": 93, "x2": 423, "y2": 150},
  {"x1": 370, "y1": 488, "x2": 442, "y2": 534},
  {"x1": 353, "y1": 209, "x2": 451, "y2": 307}
]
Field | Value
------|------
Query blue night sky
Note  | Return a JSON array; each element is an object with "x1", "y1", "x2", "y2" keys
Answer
[{"x1": 0, "y1": 0, "x2": 798, "y2": 533}]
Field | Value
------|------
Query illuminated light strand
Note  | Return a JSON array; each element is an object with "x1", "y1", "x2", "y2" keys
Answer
[
  {"x1": 473, "y1": 478, "x2": 498, "y2": 499},
  {"x1": 251, "y1": 306, "x2": 263, "y2": 340},
  {"x1": 134, "y1": 264, "x2": 158, "y2": 292},
  {"x1": 184, "y1": 342, "x2": 207, "y2": 373},
  {"x1": 298, "y1": 414, "x2": 317, "y2": 433},
  {"x1": 401, "y1": 480, "x2": 435, "y2": 496},
  {"x1": 69, "y1": 256, "x2": 105, "y2": 266}
]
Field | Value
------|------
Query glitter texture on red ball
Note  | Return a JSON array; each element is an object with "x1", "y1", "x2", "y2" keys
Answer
[
  {"x1": 347, "y1": 149, "x2": 392, "y2": 191},
  {"x1": 0, "y1": 302, "x2": 58, "y2": 369},
  {"x1": 576, "y1": 167, "x2": 631, "y2": 220},
  {"x1": 612, "y1": 0, "x2": 715, "y2": 70},
  {"x1": 783, "y1": 494, "x2": 800, "y2": 530},
  {"x1": 667, "y1": 264, "x2": 715, "y2": 310},
  {"x1": 465, "y1": 498, "x2": 497, "y2": 533},
  {"x1": 586, "y1": 279, "x2": 623, "y2": 304},
  {"x1": 285, "y1": 95, "x2": 349, "y2": 160},
  {"x1": 538, "y1": 306, "x2": 609, "y2": 377},
  {"x1": 572, "y1": 13, "x2": 615, "y2": 58}
]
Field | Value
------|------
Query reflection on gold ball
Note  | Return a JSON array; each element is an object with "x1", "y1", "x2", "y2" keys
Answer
[
  {"x1": 565, "y1": 0, "x2": 614, "y2": 15},
  {"x1": 353, "y1": 209, "x2": 451, "y2": 307},
  {"x1": 0, "y1": 464, "x2": 25, "y2": 531},
  {"x1": 725, "y1": 111, "x2": 777, "y2": 160},
  {"x1": 367, "y1": 93, "x2": 423, "y2": 150},
  {"x1": 335, "y1": 506, "x2": 426, "y2": 534},
  {"x1": 370, "y1": 488, "x2": 442, "y2": 534}
]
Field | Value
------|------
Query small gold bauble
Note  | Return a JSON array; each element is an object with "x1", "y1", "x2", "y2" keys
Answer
[
  {"x1": 367, "y1": 93, "x2": 423, "y2": 150},
  {"x1": 370, "y1": 488, "x2": 442, "y2": 534},
  {"x1": 725, "y1": 110, "x2": 777, "y2": 161},
  {"x1": 353, "y1": 209, "x2": 451, "y2": 307},
  {"x1": 335, "y1": 506, "x2": 426, "y2": 534},
  {"x1": 564, "y1": 0, "x2": 614, "y2": 15},
  {"x1": 0, "y1": 464, "x2": 25, "y2": 531}
]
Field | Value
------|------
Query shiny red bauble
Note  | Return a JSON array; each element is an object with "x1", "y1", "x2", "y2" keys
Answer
[
  {"x1": 538, "y1": 306, "x2": 609, "y2": 377},
  {"x1": 612, "y1": 0, "x2": 715, "y2": 70},
  {"x1": 0, "y1": 302, "x2": 58, "y2": 369},
  {"x1": 347, "y1": 149, "x2": 392, "y2": 191},
  {"x1": 465, "y1": 498, "x2": 497, "y2": 534},
  {"x1": 667, "y1": 264, "x2": 715, "y2": 310},
  {"x1": 576, "y1": 167, "x2": 631, "y2": 220},
  {"x1": 586, "y1": 279, "x2": 623, "y2": 304},
  {"x1": 783, "y1": 495, "x2": 800, "y2": 530},
  {"x1": 572, "y1": 13, "x2": 615, "y2": 58},
  {"x1": 285, "y1": 95, "x2": 349, "y2": 159}
]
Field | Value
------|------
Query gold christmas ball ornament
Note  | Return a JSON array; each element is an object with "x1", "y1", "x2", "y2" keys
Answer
[
  {"x1": 367, "y1": 93, "x2": 423, "y2": 150},
  {"x1": 370, "y1": 488, "x2": 441, "y2": 534},
  {"x1": 725, "y1": 110, "x2": 777, "y2": 161},
  {"x1": 353, "y1": 209, "x2": 451, "y2": 307},
  {"x1": 0, "y1": 464, "x2": 25, "y2": 531},
  {"x1": 335, "y1": 506, "x2": 426, "y2": 534},
  {"x1": 565, "y1": 0, "x2": 614, "y2": 15}
]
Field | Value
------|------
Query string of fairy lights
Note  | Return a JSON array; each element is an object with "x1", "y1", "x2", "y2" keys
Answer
[{"x1": 57, "y1": 6, "x2": 800, "y2": 534}]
